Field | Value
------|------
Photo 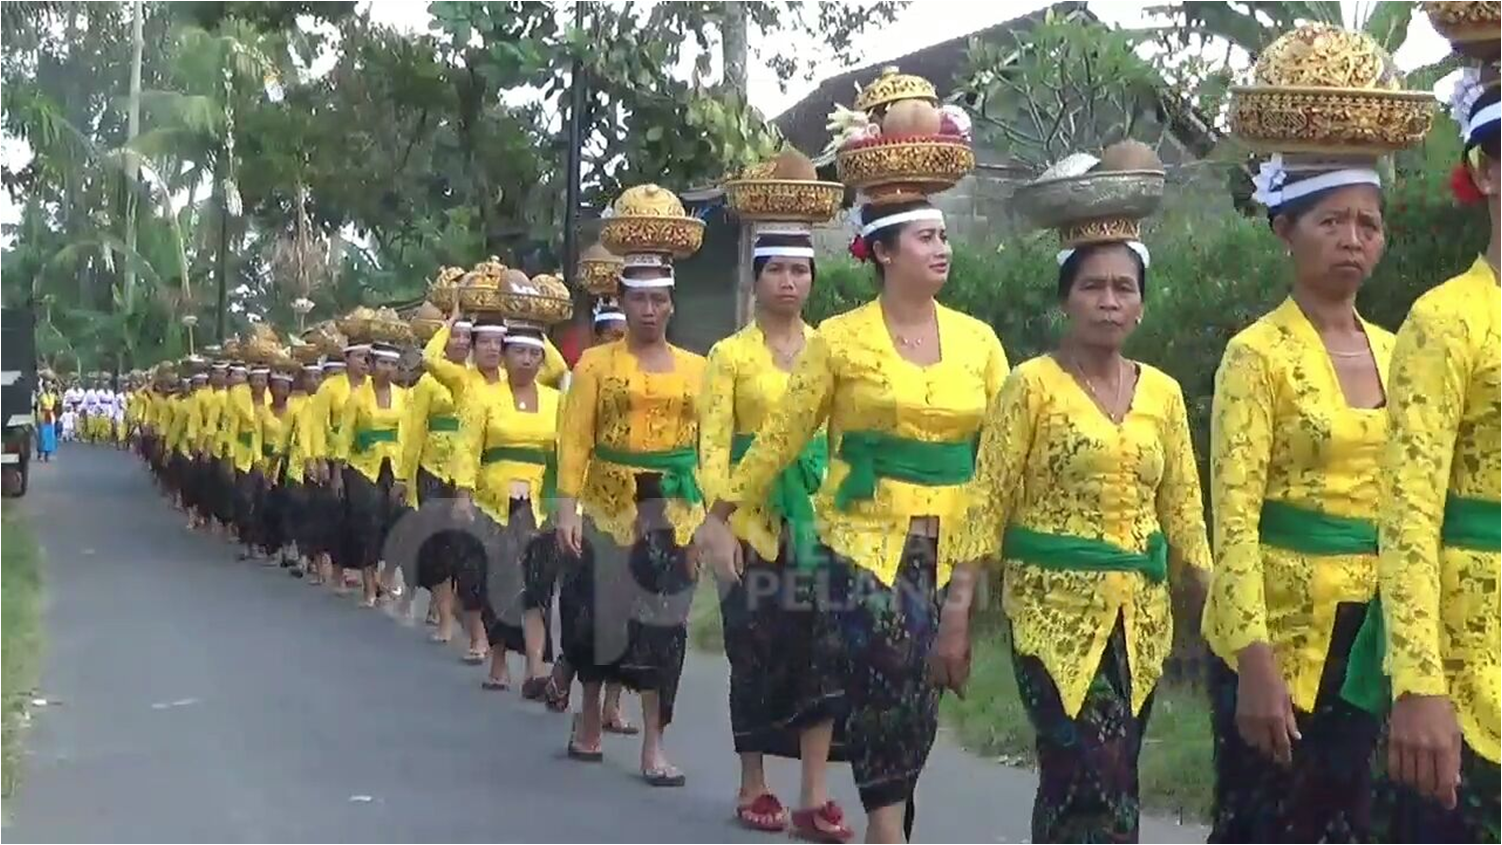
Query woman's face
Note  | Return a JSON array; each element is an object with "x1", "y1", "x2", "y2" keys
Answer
[
  {"x1": 248, "y1": 371, "x2": 268, "y2": 391},
  {"x1": 503, "y1": 342, "x2": 543, "y2": 384},
  {"x1": 270, "y1": 377, "x2": 291, "y2": 402},
  {"x1": 875, "y1": 221, "x2": 952, "y2": 297},
  {"x1": 445, "y1": 326, "x2": 472, "y2": 362},
  {"x1": 372, "y1": 355, "x2": 398, "y2": 383},
  {"x1": 346, "y1": 349, "x2": 370, "y2": 379},
  {"x1": 623, "y1": 287, "x2": 673, "y2": 342},
  {"x1": 301, "y1": 370, "x2": 322, "y2": 393},
  {"x1": 755, "y1": 257, "x2": 813, "y2": 317},
  {"x1": 1276, "y1": 184, "x2": 1385, "y2": 298},
  {"x1": 1062, "y1": 244, "x2": 1143, "y2": 351},
  {"x1": 473, "y1": 331, "x2": 504, "y2": 370},
  {"x1": 229, "y1": 368, "x2": 248, "y2": 386}
]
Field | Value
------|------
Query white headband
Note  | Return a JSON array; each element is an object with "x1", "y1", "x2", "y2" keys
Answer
[
  {"x1": 503, "y1": 335, "x2": 545, "y2": 349},
  {"x1": 302, "y1": 364, "x2": 321, "y2": 372},
  {"x1": 1056, "y1": 240, "x2": 1152, "y2": 268},
  {"x1": 1252, "y1": 154, "x2": 1381, "y2": 209},
  {"x1": 594, "y1": 311, "x2": 626, "y2": 324},
  {"x1": 623, "y1": 253, "x2": 670, "y2": 268},
  {"x1": 322, "y1": 360, "x2": 346, "y2": 370},
  {"x1": 249, "y1": 366, "x2": 270, "y2": 375},
  {"x1": 753, "y1": 245, "x2": 816, "y2": 259},
  {"x1": 271, "y1": 372, "x2": 294, "y2": 382},
  {"x1": 860, "y1": 208, "x2": 944, "y2": 238},
  {"x1": 472, "y1": 324, "x2": 507, "y2": 336},
  {"x1": 370, "y1": 349, "x2": 401, "y2": 361},
  {"x1": 453, "y1": 320, "x2": 473, "y2": 331},
  {"x1": 230, "y1": 365, "x2": 248, "y2": 374},
  {"x1": 211, "y1": 363, "x2": 228, "y2": 370},
  {"x1": 620, "y1": 273, "x2": 674, "y2": 288},
  {"x1": 344, "y1": 343, "x2": 371, "y2": 354},
  {"x1": 1469, "y1": 102, "x2": 1500, "y2": 144}
]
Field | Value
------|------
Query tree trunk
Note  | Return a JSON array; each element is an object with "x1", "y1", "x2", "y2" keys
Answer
[
  {"x1": 122, "y1": 0, "x2": 145, "y2": 305},
  {"x1": 722, "y1": 1, "x2": 754, "y2": 328},
  {"x1": 214, "y1": 149, "x2": 229, "y2": 342}
]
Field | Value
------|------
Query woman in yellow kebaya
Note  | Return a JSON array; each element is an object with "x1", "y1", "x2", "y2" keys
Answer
[
  {"x1": 450, "y1": 318, "x2": 562, "y2": 694},
  {"x1": 1371, "y1": 80, "x2": 1500, "y2": 843},
  {"x1": 698, "y1": 196, "x2": 1009, "y2": 842},
  {"x1": 334, "y1": 340, "x2": 408, "y2": 608},
  {"x1": 555, "y1": 247, "x2": 705, "y2": 788},
  {"x1": 699, "y1": 228, "x2": 850, "y2": 840},
  {"x1": 934, "y1": 156, "x2": 1208, "y2": 842},
  {"x1": 1200, "y1": 153, "x2": 1393, "y2": 841}
]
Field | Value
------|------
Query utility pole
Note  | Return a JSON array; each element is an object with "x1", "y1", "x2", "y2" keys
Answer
[
  {"x1": 722, "y1": 2, "x2": 755, "y2": 328},
  {"x1": 562, "y1": 2, "x2": 588, "y2": 286},
  {"x1": 122, "y1": 0, "x2": 144, "y2": 305}
]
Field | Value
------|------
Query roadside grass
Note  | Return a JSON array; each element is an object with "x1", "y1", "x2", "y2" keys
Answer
[
  {"x1": 2, "y1": 506, "x2": 43, "y2": 799},
  {"x1": 687, "y1": 581, "x2": 1213, "y2": 822}
]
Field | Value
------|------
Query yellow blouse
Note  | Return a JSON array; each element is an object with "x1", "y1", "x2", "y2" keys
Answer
[
  {"x1": 726, "y1": 300, "x2": 1009, "y2": 587},
  {"x1": 451, "y1": 377, "x2": 563, "y2": 526},
  {"x1": 399, "y1": 372, "x2": 460, "y2": 492},
  {"x1": 336, "y1": 380, "x2": 408, "y2": 483},
  {"x1": 700, "y1": 321, "x2": 817, "y2": 561},
  {"x1": 423, "y1": 325, "x2": 571, "y2": 395},
  {"x1": 282, "y1": 393, "x2": 310, "y2": 484},
  {"x1": 1202, "y1": 298, "x2": 1394, "y2": 712},
  {"x1": 168, "y1": 395, "x2": 191, "y2": 454},
  {"x1": 194, "y1": 388, "x2": 223, "y2": 454},
  {"x1": 557, "y1": 340, "x2": 706, "y2": 546},
  {"x1": 956, "y1": 356, "x2": 1211, "y2": 717},
  {"x1": 1380, "y1": 256, "x2": 1501, "y2": 764},
  {"x1": 257, "y1": 400, "x2": 292, "y2": 477},
  {"x1": 224, "y1": 384, "x2": 262, "y2": 473},
  {"x1": 306, "y1": 372, "x2": 354, "y2": 461}
]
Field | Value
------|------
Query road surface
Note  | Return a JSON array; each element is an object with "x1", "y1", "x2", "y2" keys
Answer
[{"x1": 5, "y1": 447, "x2": 1207, "y2": 842}]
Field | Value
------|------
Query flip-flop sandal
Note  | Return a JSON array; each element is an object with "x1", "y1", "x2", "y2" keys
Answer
[
  {"x1": 566, "y1": 742, "x2": 603, "y2": 762},
  {"x1": 641, "y1": 767, "x2": 686, "y2": 788},
  {"x1": 736, "y1": 793, "x2": 789, "y2": 832},
  {"x1": 544, "y1": 677, "x2": 570, "y2": 713},
  {"x1": 424, "y1": 615, "x2": 440, "y2": 627},
  {"x1": 603, "y1": 715, "x2": 639, "y2": 735},
  {"x1": 521, "y1": 677, "x2": 550, "y2": 701},
  {"x1": 462, "y1": 650, "x2": 487, "y2": 665},
  {"x1": 429, "y1": 632, "x2": 452, "y2": 644},
  {"x1": 481, "y1": 678, "x2": 510, "y2": 691},
  {"x1": 790, "y1": 802, "x2": 854, "y2": 843}
]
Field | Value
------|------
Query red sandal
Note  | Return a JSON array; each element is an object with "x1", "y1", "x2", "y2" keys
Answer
[
  {"x1": 735, "y1": 793, "x2": 788, "y2": 832},
  {"x1": 790, "y1": 801, "x2": 854, "y2": 843}
]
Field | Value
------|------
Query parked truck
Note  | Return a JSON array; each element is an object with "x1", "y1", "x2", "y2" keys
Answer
[{"x1": 2, "y1": 303, "x2": 37, "y2": 497}]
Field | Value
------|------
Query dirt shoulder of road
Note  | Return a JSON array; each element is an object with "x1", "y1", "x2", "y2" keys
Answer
[{"x1": 2, "y1": 506, "x2": 43, "y2": 800}]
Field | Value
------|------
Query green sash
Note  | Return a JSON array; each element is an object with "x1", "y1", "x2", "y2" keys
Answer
[
  {"x1": 354, "y1": 427, "x2": 398, "y2": 453},
  {"x1": 262, "y1": 443, "x2": 278, "y2": 458},
  {"x1": 1342, "y1": 496, "x2": 1501, "y2": 714},
  {"x1": 428, "y1": 415, "x2": 460, "y2": 433},
  {"x1": 731, "y1": 432, "x2": 827, "y2": 568},
  {"x1": 834, "y1": 431, "x2": 976, "y2": 510},
  {"x1": 1002, "y1": 526, "x2": 1168, "y2": 583},
  {"x1": 236, "y1": 431, "x2": 253, "y2": 448},
  {"x1": 1259, "y1": 500, "x2": 1378, "y2": 555},
  {"x1": 592, "y1": 444, "x2": 702, "y2": 504},
  {"x1": 481, "y1": 445, "x2": 558, "y2": 514}
]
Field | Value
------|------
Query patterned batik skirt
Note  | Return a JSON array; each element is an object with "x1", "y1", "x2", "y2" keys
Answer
[
  {"x1": 212, "y1": 457, "x2": 237, "y2": 526},
  {"x1": 1208, "y1": 601, "x2": 1379, "y2": 843},
  {"x1": 233, "y1": 466, "x2": 261, "y2": 545},
  {"x1": 1012, "y1": 614, "x2": 1152, "y2": 844},
  {"x1": 343, "y1": 460, "x2": 400, "y2": 571},
  {"x1": 720, "y1": 540, "x2": 847, "y2": 761},
  {"x1": 1372, "y1": 732, "x2": 1500, "y2": 843},
  {"x1": 478, "y1": 498, "x2": 555, "y2": 656},
  {"x1": 259, "y1": 466, "x2": 303, "y2": 557},
  {"x1": 817, "y1": 535, "x2": 941, "y2": 812},
  {"x1": 413, "y1": 467, "x2": 458, "y2": 591},
  {"x1": 557, "y1": 475, "x2": 691, "y2": 726}
]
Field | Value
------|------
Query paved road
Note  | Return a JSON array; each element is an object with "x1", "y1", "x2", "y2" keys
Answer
[{"x1": 6, "y1": 447, "x2": 1206, "y2": 842}]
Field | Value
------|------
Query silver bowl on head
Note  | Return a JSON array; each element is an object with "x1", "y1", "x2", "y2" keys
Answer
[{"x1": 1012, "y1": 169, "x2": 1166, "y2": 230}]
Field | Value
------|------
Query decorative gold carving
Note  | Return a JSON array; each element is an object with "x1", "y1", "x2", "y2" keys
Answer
[
  {"x1": 611, "y1": 184, "x2": 688, "y2": 217},
  {"x1": 1060, "y1": 217, "x2": 1143, "y2": 248},
  {"x1": 599, "y1": 215, "x2": 705, "y2": 258},
  {"x1": 1423, "y1": 1, "x2": 1501, "y2": 58},
  {"x1": 459, "y1": 269, "x2": 573, "y2": 324},
  {"x1": 1229, "y1": 86, "x2": 1436, "y2": 154},
  {"x1": 578, "y1": 242, "x2": 624, "y2": 298},
  {"x1": 835, "y1": 139, "x2": 976, "y2": 205},
  {"x1": 428, "y1": 265, "x2": 469, "y2": 311},
  {"x1": 1253, "y1": 24, "x2": 1400, "y2": 89},
  {"x1": 854, "y1": 67, "x2": 938, "y2": 113},
  {"x1": 723, "y1": 179, "x2": 844, "y2": 223}
]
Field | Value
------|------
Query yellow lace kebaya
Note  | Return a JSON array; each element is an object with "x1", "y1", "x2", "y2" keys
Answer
[
  {"x1": 423, "y1": 324, "x2": 570, "y2": 396},
  {"x1": 1202, "y1": 298, "x2": 1394, "y2": 712},
  {"x1": 306, "y1": 371, "x2": 353, "y2": 462},
  {"x1": 451, "y1": 377, "x2": 562, "y2": 526},
  {"x1": 724, "y1": 300, "x2": 1009, "y2": 587},
  {"x1": 699, "y1": 321, "x2": 819, "y2": 562},
  {"x1": 224, "y1": 383, "x2": 262, "y2": 473},
  {"x1": 557, "y1": 340, "x2": 706, "y2": 547},
  {"x1": 399, "y1": 372, "x2": 461, "y2": 506},
  {"x1": 1379, "y1": 256, "x2": 1501, "y2": 763},
  {"x1": 955, "y1": 357, "x2": 1211, "y2": 718},
  {"x1": 335, "y1": 379, "x2": 408, "y2": 483}
]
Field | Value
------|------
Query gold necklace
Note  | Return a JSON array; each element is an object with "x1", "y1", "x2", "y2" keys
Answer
[{"x1": 1072, "y1": 355, "x2": 1127, "y2": 422}]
